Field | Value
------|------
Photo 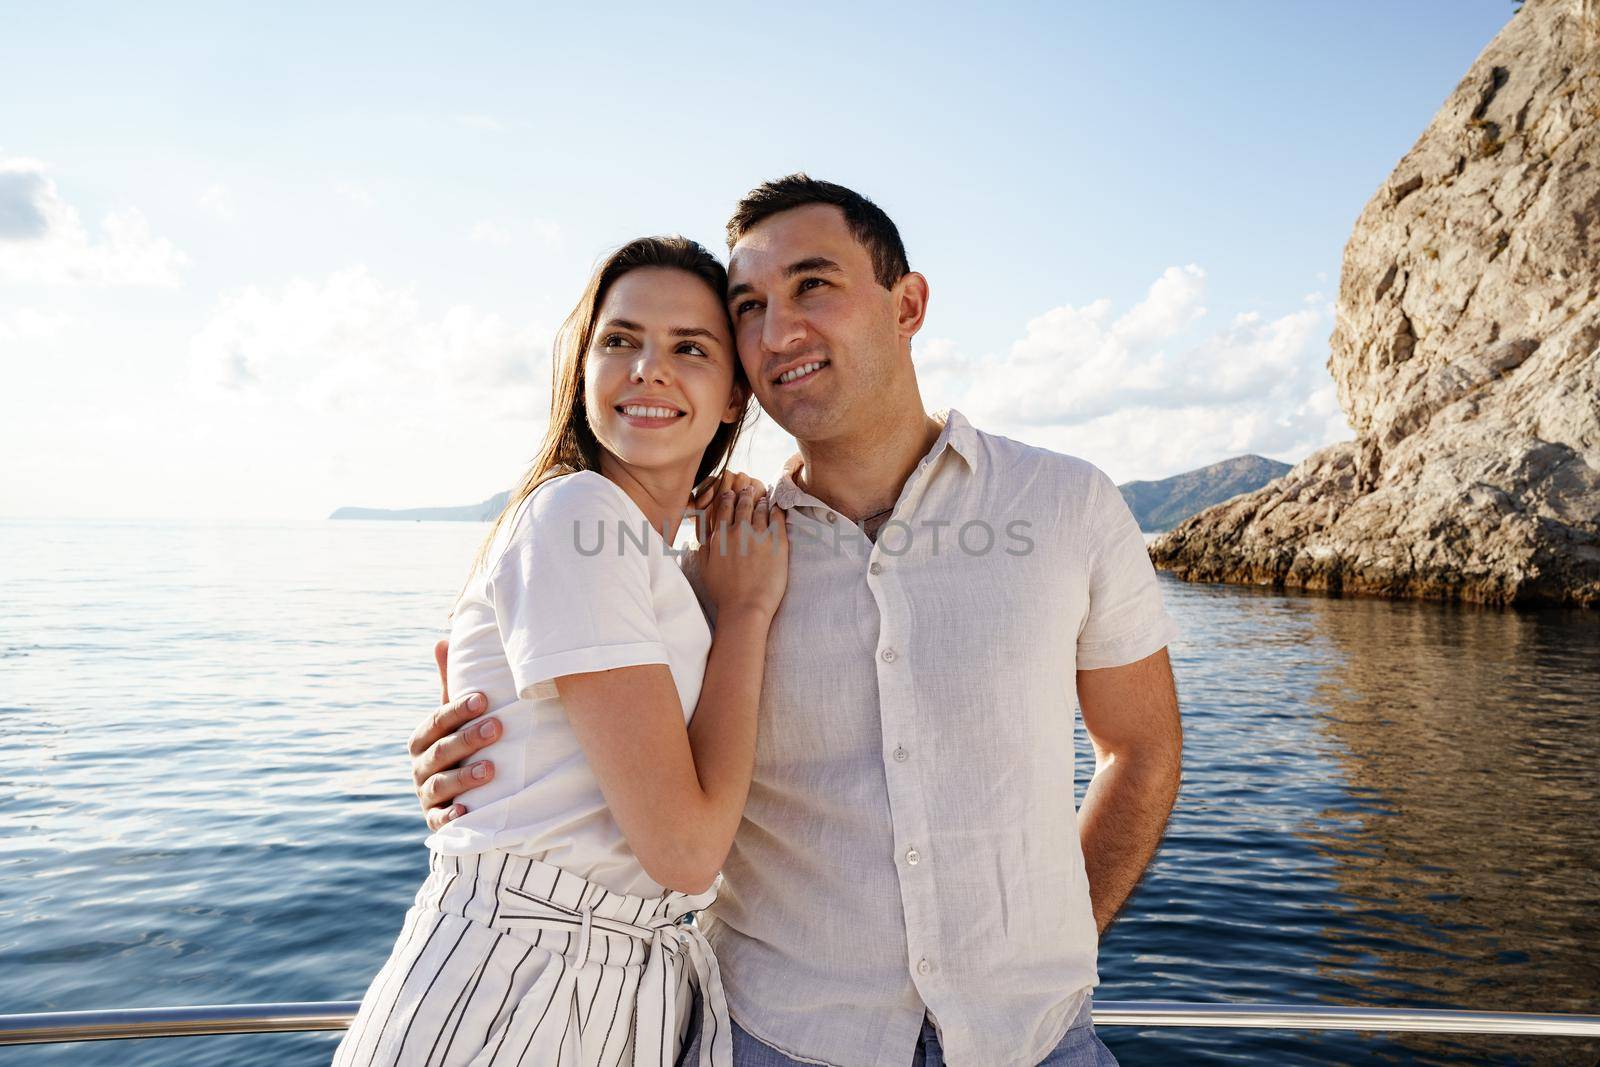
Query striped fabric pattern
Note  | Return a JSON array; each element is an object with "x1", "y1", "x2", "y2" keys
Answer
[{"x1": 332, "y1": 851, "x2": 729, "y2": 1067}]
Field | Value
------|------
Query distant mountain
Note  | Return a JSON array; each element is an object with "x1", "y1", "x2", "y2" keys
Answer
[
  {"x1": 1118, "y1": 455, "x2": 1291, "y2": 533},
  {"x1": 330, "y1": 453, "x2": 1290, "y2": 529},
  {"x1": 329, "y1": 491, "x2": 510, "y2": 522}
]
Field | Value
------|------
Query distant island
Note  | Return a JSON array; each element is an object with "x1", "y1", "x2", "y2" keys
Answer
[
  {"x1": 1118, "y1": 454, "x2": 1291, "y2": 533},
  {"x1": 329, "y1": 492, "x2": 510, "y2": 522},
  {"x1": 330, "y1": 453, "x2": 1289, "y2": 533}
]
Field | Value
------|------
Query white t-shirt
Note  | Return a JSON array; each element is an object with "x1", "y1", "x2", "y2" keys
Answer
[{"x1": 426, "y1": 469, "x2": 711, "y2": 898}]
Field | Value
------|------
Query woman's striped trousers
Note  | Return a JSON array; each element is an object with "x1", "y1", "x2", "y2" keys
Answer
[{"x1": 332, "y1": 851, "x2": 731, "y2": 1067}]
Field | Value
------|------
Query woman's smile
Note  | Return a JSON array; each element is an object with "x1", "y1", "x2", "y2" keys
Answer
[{"x1": 614, "y1": 399, "x2": 688, "y2": 429}]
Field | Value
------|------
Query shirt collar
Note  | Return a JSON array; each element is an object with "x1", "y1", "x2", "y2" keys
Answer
[{"x1": 771, "y1": 407, "x2": 978, "y2": 511}]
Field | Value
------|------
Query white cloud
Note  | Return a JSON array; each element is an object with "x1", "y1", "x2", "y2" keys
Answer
[
  {"x1": 0, "y1": 156, "x2": 187, "y2": 286},
  {"x1": 188, "y1": 266, "x2": 552, "y2": 422},
  {"x1": 0, "y1": 307, "x2": 70, "y2": 343},
  {"x1": 332, "y1": 179, "x2": 376, "y2": 208},
  {"x1": 915, "y1": 264, "x2": 1352, "y2": 481},
  {"x1": 1109, "y1": 263, "x2": 1207, "y2": 347},
  {"x1": 174, "y1": 266, "x2": 567, "y2": 517},
  {"x1": 470, "y1": 220, "x2": 513, "y2": 246},
  {"x1": 471, "y1": 218, "x2": 561, "y2": 247},
  {"x1": 198, "y1": 183, "x2": 234, "y2": 221}
]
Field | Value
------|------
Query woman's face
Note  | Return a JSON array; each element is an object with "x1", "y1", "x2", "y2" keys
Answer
[{"x1": 584, "y1": 266, "x2": 741, "y2": 481}]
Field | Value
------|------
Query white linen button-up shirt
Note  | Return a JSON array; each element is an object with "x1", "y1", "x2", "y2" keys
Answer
[{"x1": 686, "y1": 408, "x2": 1179, "y2": 1067}]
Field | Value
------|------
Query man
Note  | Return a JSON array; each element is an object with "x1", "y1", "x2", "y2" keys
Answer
[{"x1": 412, "y1": 175, "x2": 1182, "y2": 1066}]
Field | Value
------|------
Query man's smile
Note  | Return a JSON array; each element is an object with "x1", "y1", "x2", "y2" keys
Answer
[{"x1": 771, "y1": 359, "x2": 830, "y2": 389}]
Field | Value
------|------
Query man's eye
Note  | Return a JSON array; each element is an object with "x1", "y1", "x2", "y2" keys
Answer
[
  {"x1": 735, "y1": 300, "x2": 762, "y2": 317},
  {"x1": 797, "y1": 277, "x2": 826, "y2": 293}
]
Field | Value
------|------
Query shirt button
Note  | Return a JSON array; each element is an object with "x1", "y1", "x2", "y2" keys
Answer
[
  {"x1": 905, "y1": 847, "x2": 920, "y2": 866},
  {"x1": 869, "y1": 561, "x2": 882, "y2": 575},
  {"x1": 825, "y1": 512, "x2": 837, "y2": 524},
  {"x1": 893, "y1": 745, "x2": 908, "y2": 762},
  {"x1": 881, "y1": 647, "x2": 897, "y2": 663},
  {"x1": 917, "y1": 958, "x2": 932, "y2": 976}
]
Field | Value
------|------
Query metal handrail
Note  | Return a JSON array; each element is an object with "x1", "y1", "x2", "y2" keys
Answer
[
  {"x1": 0, "y1": 1002, "x2": 360, "y2": 1046},
  {"x1": 1092, "y1": 1002, "x2": 1600, "y2": 1035},
  {"x1": 2, "y1": 1000, "x2": 1598, "y2": 1046}
]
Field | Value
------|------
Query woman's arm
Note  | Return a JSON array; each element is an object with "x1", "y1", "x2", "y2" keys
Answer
[
  {"x1": 553, "y1": 479, "x2": 787, "y2": 894},
  {"x1": 554, "y1": 602, "x2": 772, "y2": 894}
]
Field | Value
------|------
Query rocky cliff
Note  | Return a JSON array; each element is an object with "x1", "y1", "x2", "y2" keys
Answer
[{"x1": 1151, "y1": 0, "x2": 1600, "y2": 607}]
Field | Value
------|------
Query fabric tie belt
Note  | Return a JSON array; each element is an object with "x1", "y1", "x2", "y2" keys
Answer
[{"x1": 497, "y1": 881, "x2": 732, "y2": 1067}]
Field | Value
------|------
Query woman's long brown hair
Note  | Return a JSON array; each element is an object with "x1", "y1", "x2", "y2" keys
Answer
[{"x1": 458, "y1": 236, "x2": 753, "y2": 598}]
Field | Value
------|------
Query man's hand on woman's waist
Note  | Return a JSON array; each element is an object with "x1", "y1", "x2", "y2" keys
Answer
[{"x1": 412, "y1": 638, "x2": 501, "y2": 832}]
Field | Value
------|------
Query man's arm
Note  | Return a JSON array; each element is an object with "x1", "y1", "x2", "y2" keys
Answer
[
  {"x1": 1076, "y1": 645, "x2": 1183, "y2": 935},
  {"x1": 411, "y1": 639, "x2": 501, "y2": 831}
]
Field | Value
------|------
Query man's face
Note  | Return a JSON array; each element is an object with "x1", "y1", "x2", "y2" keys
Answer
[{"x1": 725, "y1": 204, "x2": 905, "y2": 443}]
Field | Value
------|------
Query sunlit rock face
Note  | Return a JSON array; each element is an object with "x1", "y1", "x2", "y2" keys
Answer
[{"x1": 1152, "y1": 0, "x2": 1600, "y2": 607}]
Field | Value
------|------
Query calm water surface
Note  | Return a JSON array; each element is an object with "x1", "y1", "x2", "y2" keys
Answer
[{"x1": 1, "y1": 519, "x2": 1596, "y2": 1065}]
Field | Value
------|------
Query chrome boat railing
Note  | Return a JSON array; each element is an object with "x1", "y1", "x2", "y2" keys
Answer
[{"x1": 3, "y1": 1001, "x2": 1598, "y2": 1046}]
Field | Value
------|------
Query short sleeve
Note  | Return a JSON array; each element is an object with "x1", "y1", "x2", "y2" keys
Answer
[
  {"x1": 487, "y1": 472, "x2": 669, "y2": 701},
  {"x1": 1076, "y1": 464, "x2": 1181, "y2": 670}
]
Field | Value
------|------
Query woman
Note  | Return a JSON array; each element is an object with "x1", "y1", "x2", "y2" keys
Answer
[{"x1": 333, "y1": 236, "x2": 788, "y2": 1067}]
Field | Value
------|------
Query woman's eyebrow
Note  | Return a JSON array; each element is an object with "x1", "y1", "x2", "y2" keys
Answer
[{"x1": 601, "y1": 319, "x2": 717, "y2": 341}]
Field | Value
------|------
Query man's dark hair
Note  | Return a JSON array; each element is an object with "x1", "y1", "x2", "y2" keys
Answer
[{"x1": 726, "y1": 174, "x2": 910, "y2": 290}]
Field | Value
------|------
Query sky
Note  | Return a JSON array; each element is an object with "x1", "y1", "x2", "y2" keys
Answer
[{"x1": 0, "y1": 1, "x2": 1519, "y2": 520}]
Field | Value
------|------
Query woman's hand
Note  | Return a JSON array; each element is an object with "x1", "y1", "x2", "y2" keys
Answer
[
  {"x1": 693, "y1": 470, "x2": 788, "y2": 619},
  {"x1": 689, "y1": 469, "x2": 762, "y2": 543}
]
